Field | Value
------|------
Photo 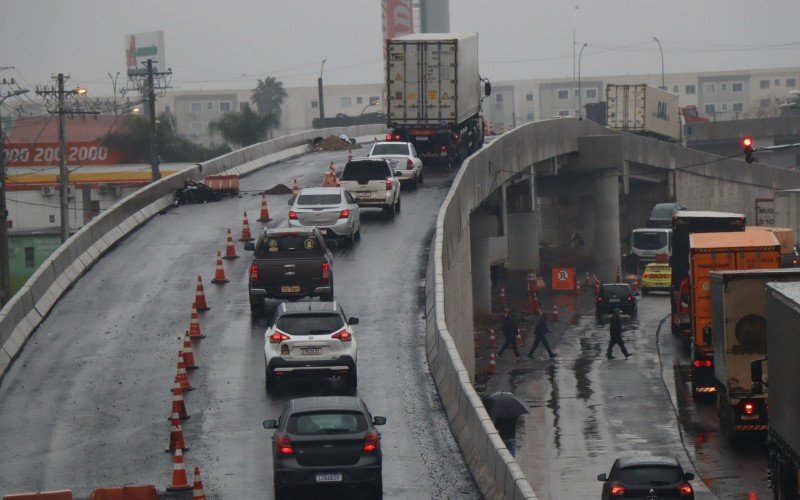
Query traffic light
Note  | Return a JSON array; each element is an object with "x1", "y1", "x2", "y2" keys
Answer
[{"x1": 743, "y1": 136, "x2": 755, "y2": 163}]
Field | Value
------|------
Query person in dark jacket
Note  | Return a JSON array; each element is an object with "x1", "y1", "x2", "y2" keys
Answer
[
  {"x1": 494, "y1": 416, "x2": 519, "y2": 456},
  {"x1": 527, "y1": 312, "x2": 557, "y2": 359},
  {"x1": 607, "y1": 308, "x2": 631, "y2": 359},
  {"x1": 497, "y1": 306, "x2": 522, "y2": 359}
]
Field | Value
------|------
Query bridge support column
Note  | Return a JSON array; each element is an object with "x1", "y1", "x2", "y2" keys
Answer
[
  {"x1": 594, "y1": 170, "x2": 621, "y2": 283},
  {"x1": 470, "y1": 214, "x2": 498, "y2": 318},
  {"x1": 506, "y1": 170, "x2": 539, "y2": 273}
]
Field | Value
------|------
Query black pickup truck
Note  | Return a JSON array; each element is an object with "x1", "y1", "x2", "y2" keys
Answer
[{"x1": 244, "y1": 227, "x2": 333, "y2": 316}]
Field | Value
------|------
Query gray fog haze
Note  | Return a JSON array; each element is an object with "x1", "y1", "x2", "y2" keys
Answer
[{"x1": 2, "y1": 0, "x2": 799, "y2": 94}]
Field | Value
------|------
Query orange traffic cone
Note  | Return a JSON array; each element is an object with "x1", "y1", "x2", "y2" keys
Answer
[
  {"x1": 575, "y1": 280, "x2": 582, "y2": 295},
  {"x1": 194, "y1": 276, "x2": 209, "y2": 311},
  {"x1": 166, "y1": 449, "x2": 193, "y2": 491},
  {"x1": 257, "y1": 194, "x2": 272, "y2": 222},
  {"x1": 291, "y1": 179, "x2": 300, "y2": 199},
  {"x1": 210, "y1": 251, "x2": 229, "y2": 284},
  {"x1": 183, "y1": 330, "x2": 198, "y2": 370},
  {"x1": 188, "y1": 303, "x2": 206, "y2": 339},
  {"x1": 499, "y1": 286, "x2": 506, "y2": 305},
  {"x1": 488, "y1": 329, "x2": 497, "y2": 348},
  {"x1": 631, "y1": 278, "x2": 640, "y2": 294},
  {"x1": 552, "y1": 304, "x2": 559, "y2": 322},
  {"x1": 166, "y1": 411, "x2": 189, "y2": 453},
  {"x1": 240, "y1": 212, "x2": 253, "y2": 242},
  {"x1": 487, "y1": 353, "x2": 497, "y2": 375},
  {"x1": 595, "y1": 278, "x2": 601, "y2": 295},
  {"x1": 328, "y1": 161, "x2": 336, "y2": 175},
  {"x1": 515, "y1": 331, "x2": 523, "y2": 347},
  {"x1": 584, "y1": 272, "x2": 591, "y2": 286},
  {"x1": 223, "y1": 229, "x2": 239, "y2": 260},
  {"x1": 192, "y1": 467, "x2": 207, "y2": 500},
  {"x1": 170, "y1": 379, "x2": 189, "y2": 420},
  {"x1": 176, "y1": 351, "x2": 194, "y2": 392},
  {"x1": 530, "y1": 293, "x2": 542, "y2": 314}
]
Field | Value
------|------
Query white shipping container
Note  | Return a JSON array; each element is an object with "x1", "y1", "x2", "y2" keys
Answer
[
  {"x1": 387, "y1": 33, "x2": 481, "y2": 127},
  {"x1": 605, "y1": 84, "x2": 681, "y2": 141},
  {"x1": 775, "y1": 189, "x2": 800, "y2": 244}
]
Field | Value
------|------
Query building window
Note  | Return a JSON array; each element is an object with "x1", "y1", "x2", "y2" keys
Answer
[
  {"x1": 672, "y1": 85, "x2": 679, "y2": 93},
  {"x1": 341, "y1": 97, "x2": 351, "y2": 108},
  {"x1": 760, "y1": 98, "x2": 771, "y2": 108},
  {"x1": 369, "y1": 96, "x2": 380, "y2": 104},
  {"x1": 775, "y1": 79, "x2": 780, "y2": 86},
  {"x1": 704, "y1": 103, "x2": 716, "y2": 115},
  {"x1": 190, "y1": 122, "x2": 205, "y2": 135},
  {"x1": 721, "y1": 102, "x2": 729, "y2": 111},
  {"x1": 526, "y1": 111, "x2": 534, "y2": 120},
  {"x1": 206, "y1": 102, "x2": 213, "y2": 110},
  {"x1": 721, "y1": 83, "x2": 728, "y2": 91},
  {"x1": 760, "y1": 80, "x2": 770, "y2": 89},
  {"x1": 732, "y1": 82, "x2": 743, "y2": 92},
  {"x1": 733, "y1": 102, "x2": 744, "y2": 112},
  {"x1": 496, "y1": 94, "x2": 503, "y2": 103},
  {"x1": 49, "y1": 214, "x2": 55, "y2": 223},
  {"x1": 526, "y1": 93, "x2": 533, "y2": 101},
  {"x1": 787, "y1": 78, "x2": 797, "y2": 88},
  {"x1": 219, "y1": 101, "x2": 232, "y2": 113},
  {"x1": 311, "y1": 99, "x2": 318, "y2": 109},
  {"x1": 685, "y1": 84, "x2": 696, "y2": 95},
  {"x1": 703, "y1": 83, "x2": 715, "y2": 94},
  {"x1": 190, "y1": 102, "x2": 202, "y2": 113},
  {"x1": 24, "y1": 247, "x2": 35, "y2": 268},
  {"x1": 557, "y1": 89, "x2": 569, "y2": 100},
  {"x1": 356, "y1": 96, "x2": 363, "y2": 104},
  {"x1": 239, "y1": 102, "x2": 248, "y2": 111},
  {"x1": 557, "y1": 109, "x2": 570, "y2": 117},
  {"x1": 585, "y1": 88, "x2": 597, "y2": 99}
]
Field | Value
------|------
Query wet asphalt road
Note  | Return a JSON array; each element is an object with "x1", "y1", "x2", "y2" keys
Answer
[
  {"x1": 491, "y1": 289, "x2": 769, "y2": 499},
  {"x1": 0, "y1": 150, "x2": 478, "y2": 498}
]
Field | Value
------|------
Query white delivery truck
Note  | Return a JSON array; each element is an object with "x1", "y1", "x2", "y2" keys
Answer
[{"x1": 606, "y1": 84, "x2": 681, "y2": 141}]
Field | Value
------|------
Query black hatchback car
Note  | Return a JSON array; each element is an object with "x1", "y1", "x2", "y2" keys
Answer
[
  {"x1": 596, "y1": 283, "x2": 637, "y2": 318},
  {"x1": 264, "y1": 396, "x2": 386, "y2": 499},
  {"x1": 598, "y1": 456, "x2": 695, "y2": 499}
]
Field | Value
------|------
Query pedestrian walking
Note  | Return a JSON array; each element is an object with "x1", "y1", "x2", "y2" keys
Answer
[
  {"x1": 495, "y1": 417, "x2": 519, "y2": 456},
  {"x1": 607, "y1": 308, "x2": 631, "y2": 359},
  {"x1": 497, "y1": 307, "x2": 522, "y2": 360},
  {"x1": 483, "y1": 391, "x2": 529, "y2": 458},
  {"x1": 527, "y1": 312, "x2": 557, "y2": 359}
]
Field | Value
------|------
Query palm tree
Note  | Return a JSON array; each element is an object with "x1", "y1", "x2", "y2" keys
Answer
[{"x1": 251, "y1": 76, "x2": 288, "y2": 137}]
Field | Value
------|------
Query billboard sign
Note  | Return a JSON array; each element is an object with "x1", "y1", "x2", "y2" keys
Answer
[
  {"x1": 125, "y1": 31, "x2": 166, "y2": 76},
  {"x1": 755, "y1": 198, "x2": 775, "y2": 226},
  {"x1": 382, "y1": 0, "x2": 414, "y2": 40},
  {"x1": 4, "y1": 142, "x2": 124, "y2": 167}
]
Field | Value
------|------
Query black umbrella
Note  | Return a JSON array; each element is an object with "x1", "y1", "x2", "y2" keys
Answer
[{"x1": 483, "y1": 391, "x2": 529, "y2": 419}]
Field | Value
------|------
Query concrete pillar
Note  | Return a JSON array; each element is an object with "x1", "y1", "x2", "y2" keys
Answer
[
  {"x1": 507, "y1": 169, "x2": 540, "y2": 272},
  {"x1": 471, "y1": 236, "x2": 492, "y2": 317},
  {"x1": 594, "y1": 170, "x2": 621, "y2": 283}
]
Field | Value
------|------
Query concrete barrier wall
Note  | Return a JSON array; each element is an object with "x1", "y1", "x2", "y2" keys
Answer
[{"x1": 0, "y1": 124, "x2": 386, "y2": 376}]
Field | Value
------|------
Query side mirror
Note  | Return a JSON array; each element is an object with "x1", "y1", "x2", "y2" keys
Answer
[
  {"x1": 597, "y1": 473, "x2": 607, "y2": 482},
  {"x1": 394, "y1": 170, "x2": 403, "y2": 177},
  {"x1": 702, "y1": 325, "x2": 712, "y2": 345},
  {"x1": 484, "y1": 81, "x2": 492, "y2": 96},
  {"x1": 373, "y1": 416, "x2": 387, "y2": 426},
  {"x1": 683, "y1": 472, "x2": 694, "y2": 481},
  {"x1": 349, "y1": 317, "x2": 359, "y2": 325},
  {"x1": 263, "y1": 419, "x2": 278, "y2": 429},
  {"x1": 244, "y1": 242, "x2": 255, "y2": 251}
]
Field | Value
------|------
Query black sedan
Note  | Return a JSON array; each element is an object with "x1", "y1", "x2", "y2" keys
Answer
[
  {"x1": 597, "y1": 456, "x2": 694, "y2": 499},
  {"x1": 596, "y1": 283, "x2": 638, "y2": 318},
  {"x1": 264, "y1": 396, "x2": 386, "y2": 499}
]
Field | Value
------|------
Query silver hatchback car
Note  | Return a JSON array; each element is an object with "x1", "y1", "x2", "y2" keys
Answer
[{"x1": 288, "y1": 187, "x2": 361, "y2": 246}]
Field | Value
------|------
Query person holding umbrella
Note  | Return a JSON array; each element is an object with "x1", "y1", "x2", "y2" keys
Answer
[{"x1": 483, "y1": 391, "x2": 529, "y2": 457}]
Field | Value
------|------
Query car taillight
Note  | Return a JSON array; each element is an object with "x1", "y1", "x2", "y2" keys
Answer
[
  {"x1": 742, "y1": 400, "x2": 756, "y2": 415},
  {"x1": 269, "y1": 331, "x2": 290, "y2": 343},
  {"x1": 277, "y1": 435, "x2": 294, "y2": 455},
  {"x1": 288, "y1": 210, "x2": 298, "y2": 220},
  {"x1": 339, "y1": 209, "x2": 350, "y2": 219},
  {"x1": 332, "y1": 330, "x2": 352, "y2": 342},
  {"x1": 321, "y1": 262, "x2": 330, "y2": 282},
  {"x1": 385, "y1": 133, "x2": 392, "y2": 140},
  {"x1": 626, "y1": 296, "x2": 633, "y2": 301},
  {"x1": 692, "y1": 359, "x2": 713, "y2": 368},
  {"x1": 363, "y1": 431, "x2": 379, "y2": 452},
  {"x1": 596, "y1": 296, "x2": 604, "y2": 302},
  {"x1": 440, "y1": 145, "x2": 447, "y2": 151},
  {"x1": 678, "y1": 484, "x2": 693, "y2": 496},
  {"x1": 385, "y1": 178, "x2": 392, "y2": 190},
  {"x1": 250, "y1": 265, "x2": 258, "y2": 283},
  {"x1": 610, "y1": 484, "x2": 626, "y2": 496},
  {"x1": 406, "y1": 159, "x2": 413, "y2": 170}
]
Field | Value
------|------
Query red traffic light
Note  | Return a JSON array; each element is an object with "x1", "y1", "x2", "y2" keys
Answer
[
  {"x1": 742, "y1": 137, "x2": 753, "y2": 148},
  {"x1": 743, "y1": 136, "x2": 755, "y2": 163}
]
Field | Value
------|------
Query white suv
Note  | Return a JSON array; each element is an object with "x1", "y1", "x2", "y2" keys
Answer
[
  {"x1": 338, "y1": 158, "x2": 402, "y2": 216},
  {"x1": 264, "y1": 301, "x2": 359, "y2": 394},
  {"x1": 368, "y1": 141, "x2": 424, "y2": 188}
]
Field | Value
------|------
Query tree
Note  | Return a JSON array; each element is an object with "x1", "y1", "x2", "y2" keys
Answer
[
  {"x1": 251, "y1": 76, "x2": 287, "y2": 137},
  {"x1": 208, "y1": 107, "x2": 269, "y2": 147}
]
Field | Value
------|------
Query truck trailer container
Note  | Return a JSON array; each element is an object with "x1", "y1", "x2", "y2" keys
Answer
[
  {"x1": 688, "y1": 231, "x2": 780, "y2": 396},
  {"x1": 605, "y1": 84, "x2": 681, "y2": 141},
  {"x1": 748, "y1": 226, "x2": 799, "y2": 267},
  {"x1": 670, "y1": 211, "x2": 746, "y2": 336},
  {"x1": 775, "y1": 189, "x2": 800, "y2": 248},
  {"x1": 711, "y1": 269, "x2": 800, "y2": 440},
  {"x1": 386, "y1": 33, "x2": 489, "y2": 167}
]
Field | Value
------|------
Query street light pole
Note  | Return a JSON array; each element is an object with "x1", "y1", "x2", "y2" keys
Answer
[
  {"x1": 653, "y1": 37, "x2": 665, "y2": 90},
  {"x1": 317, "y1": 59, "x2": 327, "y2": 129},
  {"x1": 577, "y1": 43, "x2": 588, "y2": 119}
]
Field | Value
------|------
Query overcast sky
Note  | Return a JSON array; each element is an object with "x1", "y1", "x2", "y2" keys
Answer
[{"x1": 2, "y1": 0, "x2": 799, "y2": 98}]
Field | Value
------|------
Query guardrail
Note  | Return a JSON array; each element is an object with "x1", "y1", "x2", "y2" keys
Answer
[{"x1": 0, "y1": 124, "x2": 386, "y2": 377}]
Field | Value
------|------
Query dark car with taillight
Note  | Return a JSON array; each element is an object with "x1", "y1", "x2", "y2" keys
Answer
[
  {"x1": 596, "y1": 283, "x2": 638, "y2": 318},
  {"x1": 245, "y1": 227, "x2": 333, "y2": 316},
  {"x1": 264, "y1": 396, "x2": 386, "y2": 499},
  {"x1": 598, "y1": 456, "x2": 695, "y2": 499}
]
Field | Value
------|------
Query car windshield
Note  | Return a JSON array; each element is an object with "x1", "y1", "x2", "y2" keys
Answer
[
  {"x1": 372, "y1": 144, "x2": 409, "y2": 156},
  {"x1": 650, "y1": 204, "x2": 681, "y2": 219},
  {"x1": 288, "y1": 411, "x2": 368, "y2": 435},
  {"x1": 618, "y1": 465, "x2": 681, "y2": 485},
  {"x1": 341, "y1": 161, "x2": 390, "y2": 181},
  {"x1": 632, "y1": 231, "x2": 668, "y2": 250},
  {"x1": 603, "y1": 284, "x2": 632, "y2": 296},
  {"x1": 276, "y1": 313, "x2": 345, "y2": 335},
  {"x1": 255, "y1": 234, "x2": 324, "y2": 258},
  {"x1": 296, "y1": 194, "x2": 342, "y2": 206}
]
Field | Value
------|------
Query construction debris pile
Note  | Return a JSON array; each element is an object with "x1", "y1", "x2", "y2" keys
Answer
[
  {"x1": 315, "y1": 135, "x2": 362, "y2": 152},
  {"x1": 175, "y1": 180, "x2": 223, "y2": 205}
]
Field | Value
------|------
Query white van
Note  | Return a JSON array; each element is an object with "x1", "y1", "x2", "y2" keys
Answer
[{"x1": 630, "y1": 228, "x2": 672, "y2": 261}]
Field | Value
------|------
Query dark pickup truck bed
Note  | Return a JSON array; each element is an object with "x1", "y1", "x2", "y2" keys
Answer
[{"x1": 245, "y1": 228, "x2": 333, "y2": 316}]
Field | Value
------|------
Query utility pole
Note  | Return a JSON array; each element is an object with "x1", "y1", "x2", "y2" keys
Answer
[
  {"x1": 318, "y1": 59, "x2": 326, "y2": 128},
  {"x1": 0, "y1": 80, "x2": 29, "y2": 306},
  {"x1": 124, "y1": 59, "x2": 171, "y2": 182},
  {"x1": 107, "y1": 71, "x2": 120, "y2": 115}
]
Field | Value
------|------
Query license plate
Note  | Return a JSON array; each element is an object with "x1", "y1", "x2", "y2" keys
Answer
[
  {"x1": 357, "y1": 192, "x2": 371, "y2": 198},
  {"x1": 416, "y1": 136, "x2": 428, "y2": 141},
  {"x1": 281, "y1": 285, "x2": 301, "y2": 293},
  {"x1": 301, "y1": 347, "x2": 322, "y2": 356},
  {"x1": 609, "y1": 298, "x2": 620, "y2": 303},
  {"x1": 741, "y1": 414, "x2": 759, "y2": 420},
  {"x1": 316, "y1": 472, "x2": 342, "y2": 482}
]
